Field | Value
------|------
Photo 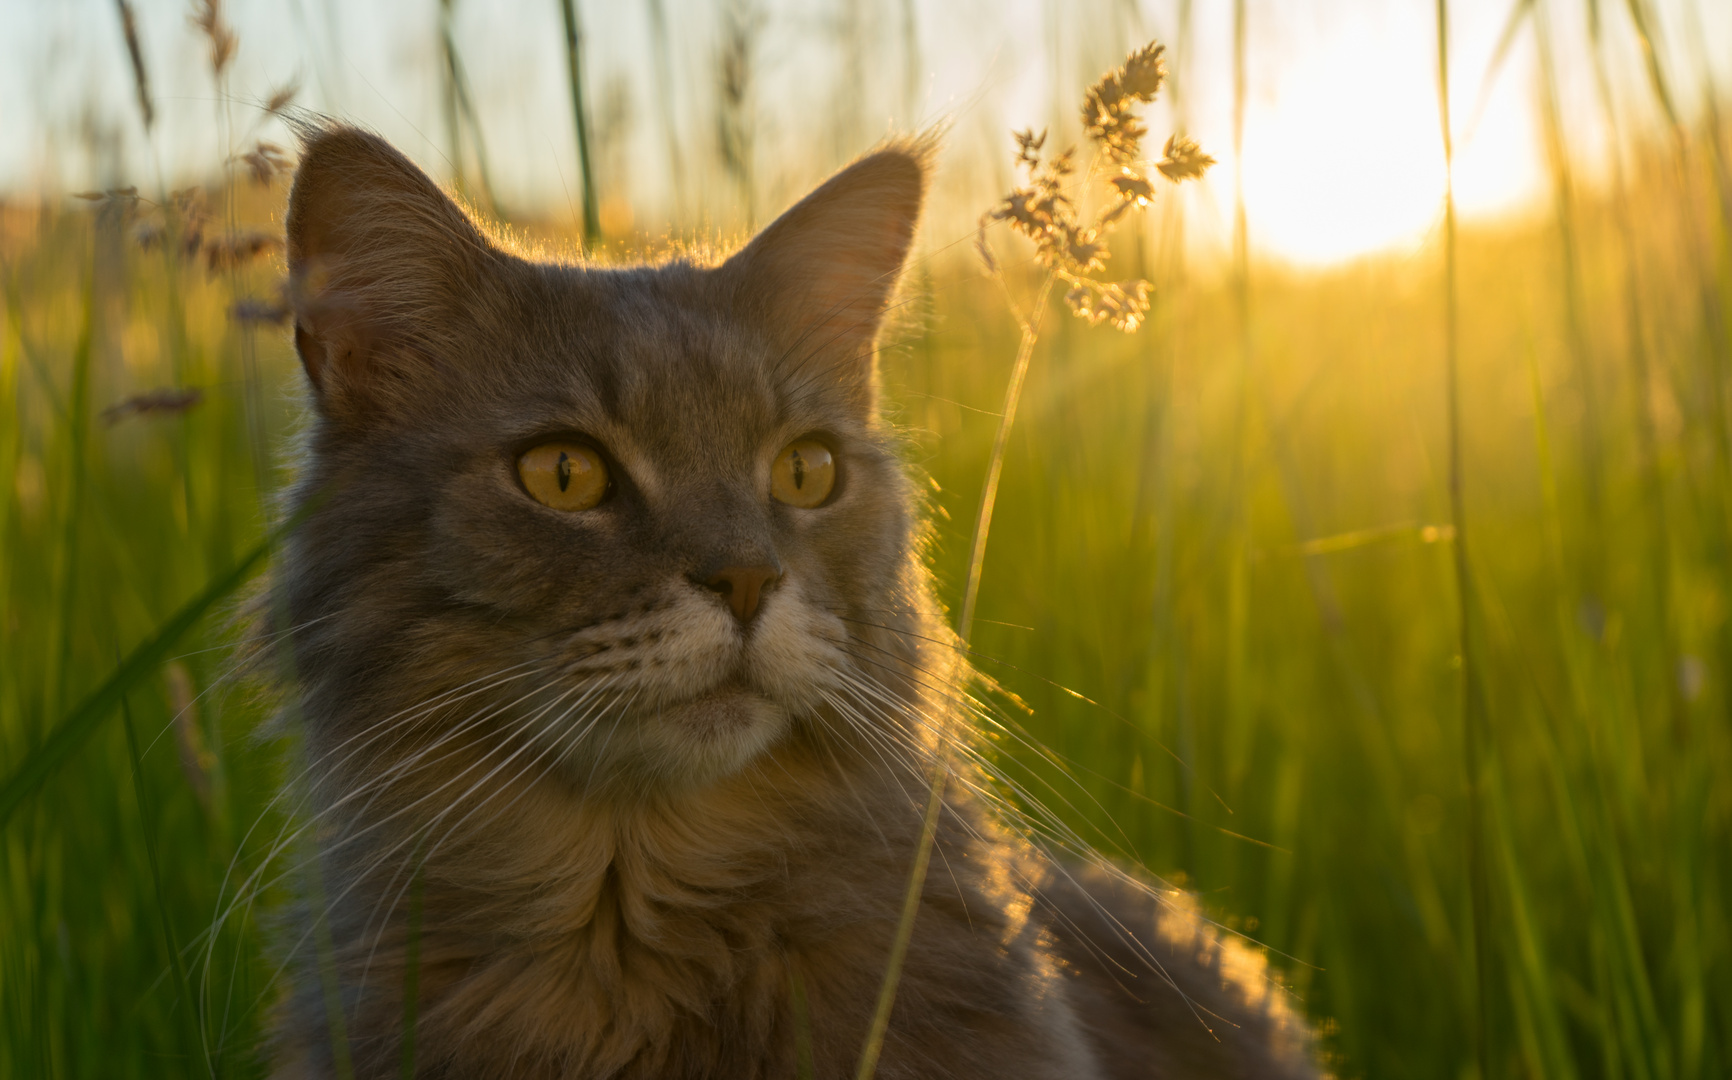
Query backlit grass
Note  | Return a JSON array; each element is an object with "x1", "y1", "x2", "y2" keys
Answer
[{"x1": 2, "y1": 13, "x2": 1730, "y2": 1079}]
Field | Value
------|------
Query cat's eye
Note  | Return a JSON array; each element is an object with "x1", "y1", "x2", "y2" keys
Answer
[
  {"x1": 770, "y1": 439, "x2": 836, "y2": 508},
  {"x1": 518, "y1": 443, "x2": 609, "y2": 511}
]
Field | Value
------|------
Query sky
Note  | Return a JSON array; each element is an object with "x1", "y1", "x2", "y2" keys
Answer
[{"x1": 0, "y1": 0, "x2": 1725, "y2": 268}]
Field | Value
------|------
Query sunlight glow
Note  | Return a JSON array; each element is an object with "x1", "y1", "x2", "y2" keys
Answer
[{"x1": 1237, "y1": 17, "x2": 1545, "y2": 267}]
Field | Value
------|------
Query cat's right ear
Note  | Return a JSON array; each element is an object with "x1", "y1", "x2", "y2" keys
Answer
[
  {"x1": 286, "y1": 123, "x2": 496, "y2": 417},
  {"x1": 716, "y1": 140, "x2": 932, "y2": 412}
]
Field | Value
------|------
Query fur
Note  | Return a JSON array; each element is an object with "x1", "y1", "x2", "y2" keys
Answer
[{"x1": 264, "y1": 122, "x2": 1321, "y2": 1079}]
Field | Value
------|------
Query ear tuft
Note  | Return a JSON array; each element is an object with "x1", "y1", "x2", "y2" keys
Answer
[
  {"x1": 718, "y1": 138, "x2": 933, "y2": 400},
  {"x1": 285, "y1": 121, "x2": 496, "y2": 407}
]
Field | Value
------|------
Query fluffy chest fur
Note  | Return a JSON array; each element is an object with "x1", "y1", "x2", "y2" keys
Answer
[{"x1": 295, "y1": 756, "x2": 1100, "y2": 1080}]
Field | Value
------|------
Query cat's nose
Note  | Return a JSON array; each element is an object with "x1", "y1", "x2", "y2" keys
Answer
[{"x1": 700, "y1": 565, "x2": 783, "y2": 622}]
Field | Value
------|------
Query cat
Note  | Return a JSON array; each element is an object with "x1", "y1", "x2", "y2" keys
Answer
[{"x1": 264, "y1": 121, "x2": 1322, "y2": 1079}]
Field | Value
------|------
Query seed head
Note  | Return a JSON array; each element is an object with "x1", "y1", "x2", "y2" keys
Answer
[
  {"x1": 230, "y1": 296, "x2": 291, "y2": 325},
  {"x1": 1109, "y1": 171, "x2": 1156, "y2": 206},
  {"x1": 189, "y1": 0, "x2": 237, "y2": 80},
  {"x1": 264, "y1": 79, "x2": 300, "y2": 115},
  {"x1": 1119, "y1": 43, "x2": 1167, "y2": 98},
  {"x1": 1064, "y1": 280, "x2": 1151, "y2": 332},
  {"x1": 231, "y1": 141, "x2": 293, "y2": 187},
  {"x1": 116, "y1": 0, "x2": 155, "y2": 131},
  {"x1": 101, "y1": 388, "x2": 204, "y2": 426},
  {"x1": 1063, "y1": 226, "x2": 1106, "y2": 274},
  {"x1": 1013, "y1": 128, "x2": 1047, "y2": 169},
  {"x1": 204, "y1": 230, "x2": 281, "y2": 273},
  {"x1": 980, "y1": 38, "x2": 1204, "y2": 335},
  {"x1": 1082, "y1": 42, "x2": 1167, "y2": 163},
  {"x1": 1156, "y1": 134, "x2": 1216, "y2": 183}
]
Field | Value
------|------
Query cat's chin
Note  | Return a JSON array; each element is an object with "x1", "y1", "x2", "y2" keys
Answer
[
  {"x1": 634, "y1": 679, "x2": 789, "y2": 784},
  {"x1": 668, "y1": 679, "x2": 778, "y2": 736}
]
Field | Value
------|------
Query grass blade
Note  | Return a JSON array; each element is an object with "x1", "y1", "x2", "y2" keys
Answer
[
  {"x1": 43, "y1": 278, "x2": 94, "y2": 729},
  {"x1": 0, "y1": 504, "x2": 309, "y2": 831},
  {"x1": 121, "y1": 689, "x2": 207, "y2": 1076},
  {"x1": 852, "y1": 271, "x2": 1053, "y2": 1080},
  {"x1": 557, "y1": 0, "x2": 602, "y2": 246},
  {"x1": 1434, "y1": 2, "x2": 1495, "y2": 1075},
  {"x1": 853, "y1": 275, "x2": 1054, "y2": 1080}
]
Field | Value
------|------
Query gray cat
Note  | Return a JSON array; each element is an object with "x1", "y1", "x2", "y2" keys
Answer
[{"x1": 266, "y1": 122, "x2": 1321, "y2": 1079}]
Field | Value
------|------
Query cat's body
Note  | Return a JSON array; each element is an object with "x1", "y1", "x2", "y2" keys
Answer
[{"x1": 267, "y1": 123, "x2": 1319, "y2": 1079}]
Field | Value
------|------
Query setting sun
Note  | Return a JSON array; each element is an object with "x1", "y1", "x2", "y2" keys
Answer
[{"x1": 1237, "y1": 8, "x2": 1544, "y2": 266}]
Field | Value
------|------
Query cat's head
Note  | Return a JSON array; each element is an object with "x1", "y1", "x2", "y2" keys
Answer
[{"x1": 278, "y1": 125, "x2": 936, "y2": 796}]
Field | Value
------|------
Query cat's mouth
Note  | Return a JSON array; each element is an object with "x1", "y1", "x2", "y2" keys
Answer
[
  {"x1": 676, "y1": 674, "x2": 772, "y2": 730},
  {"x1": 561, "y1": 579, "x2": 840, "y2": 782}
]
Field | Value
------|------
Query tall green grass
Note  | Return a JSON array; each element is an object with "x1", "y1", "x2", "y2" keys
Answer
[
  {"x1": 2, "y1": 188, "x2": 294, "y2": 1076},
  {"x1": 2, "y1": 6, "x2": 1730, "y2": 1078}
]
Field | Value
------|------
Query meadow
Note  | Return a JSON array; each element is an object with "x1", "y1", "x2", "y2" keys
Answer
[{"x1": 2, "y1": 1, "x2": 1730, "y2": 1077}]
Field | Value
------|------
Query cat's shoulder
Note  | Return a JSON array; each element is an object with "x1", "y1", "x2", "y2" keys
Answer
[{"x1": 1037, "y1": 861, "x2": 1326, "y2": 1079}]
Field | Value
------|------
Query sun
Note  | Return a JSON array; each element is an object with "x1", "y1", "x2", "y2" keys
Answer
[{"x1": 1235, "y1": 16, "x2": 1545, "y2": 267}]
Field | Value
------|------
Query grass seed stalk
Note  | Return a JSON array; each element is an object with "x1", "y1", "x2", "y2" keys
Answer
[
  {"x1": 1432, "y1": 4, "x2": 1494, "y2": 1077},
  {"x1": 854, "y1": 39, "x2": 1211, "y2": 1080},
  {"x1": 558, "y1": 0, "x2": 602, "y2": 246}
]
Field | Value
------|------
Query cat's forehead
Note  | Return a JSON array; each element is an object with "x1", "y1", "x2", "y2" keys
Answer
[{"x1": 483, "y1": 263, "x2": 842, "y2": 476}]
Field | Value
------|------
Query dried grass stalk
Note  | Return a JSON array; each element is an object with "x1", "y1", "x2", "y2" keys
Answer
[{"x1": 980, "y1": 42, "x2": 1211, "y2": 332}]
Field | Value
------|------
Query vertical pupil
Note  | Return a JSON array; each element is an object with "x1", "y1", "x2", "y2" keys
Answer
[
  {"x1": 556, "y1": 451, "x2": 572, "y2": 492},
  {"x1": 790, "y1": 449, "x2": 806, "y2": 489}
]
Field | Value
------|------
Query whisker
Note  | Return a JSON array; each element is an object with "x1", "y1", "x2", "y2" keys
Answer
[
  {"x1": 248, "y1": 675, "x2": 622, "y2": 1017},
  {"x1": 353, "y1": 680, "x2": 633, "y2": 988},
  {"x1": 208, "y1": 665, "x2": 556, "y2": 943},
  {"x1": 835, "y1": 611, "x2": 1235, "y2": 813},
  {"x1": 201, "y1": 666, "x2": 571, "y2": 1007}
]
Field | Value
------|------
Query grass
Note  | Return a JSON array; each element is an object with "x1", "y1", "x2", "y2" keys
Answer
[{"x1": 2, "y1": 11, "x2": 1731, "y2": 1080}]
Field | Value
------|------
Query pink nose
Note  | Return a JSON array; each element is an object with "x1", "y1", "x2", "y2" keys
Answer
[{"x1": 703, "y1": 565, "x2": 782, "y2": 622}]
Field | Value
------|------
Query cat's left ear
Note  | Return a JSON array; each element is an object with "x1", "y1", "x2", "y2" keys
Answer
[
  {"x1": 285, "y1": 122, "x2": 499, "y2": 421},
  {"x1": 717, "y1": 141, "x2": 931, "y2": 409}
]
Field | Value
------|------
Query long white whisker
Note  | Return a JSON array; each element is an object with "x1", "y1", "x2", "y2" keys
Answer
[
  {"x1": 200, "y1": 665, "x2": 567, "y2": 1024},
  {"x1": 206, "y1": 665, "x2": 558, "y2": 963},
  {"x1": 352, "y1": 679, "x2": 633, "y2": 989},
  {"x1": 352, "y1": 673, "x2": 627, "y2": 941},
  {"x1": 212, "y1": 661, "x2": 548, "y2": 933},
  {"x1": 243, "y1": 675, "x2": 615, "y2": 1023},
  {"x1": 823, "y1": 664, "x2": 1257, "y2": 1005}
]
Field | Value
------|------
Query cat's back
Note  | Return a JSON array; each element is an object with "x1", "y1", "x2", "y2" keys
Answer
[{"x1": 1039, "y1": 864, "x2": 1322, "y2": 1079}]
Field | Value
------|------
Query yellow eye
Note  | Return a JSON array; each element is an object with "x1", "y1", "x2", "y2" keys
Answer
[
  {"x1": 771, "y1": 439, "x2": 836, "y2": 508},
  {"x1": 518, "y1": 443, "x2": 608, "y2": 511}
]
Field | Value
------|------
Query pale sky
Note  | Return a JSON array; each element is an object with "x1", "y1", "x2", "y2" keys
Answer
[{"x1": 0, "y1": 0, "x2": 1724, "y2": 267}]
